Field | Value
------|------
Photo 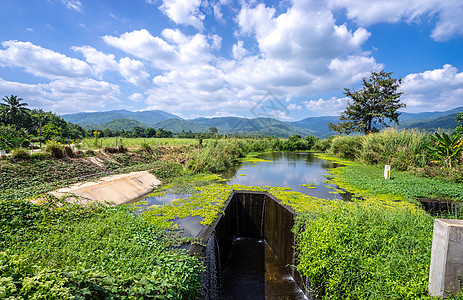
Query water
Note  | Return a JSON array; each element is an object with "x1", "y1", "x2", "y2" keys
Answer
[
  {"x1": 221, "y1": 238, "x2": 307, "y2": 300},
  {"x1": 141, "y1": 152, "x2": 339, "y2": 299},
  {"x1": 142, "y1": 152, "x2": 345, "y2": 239},
  {"x1": 225, "y1": 152, "x2": 345, "y2": 200}
]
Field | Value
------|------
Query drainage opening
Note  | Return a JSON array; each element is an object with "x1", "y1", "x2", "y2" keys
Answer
[{"x1": 192, "y1": 191, "x2": 311, "y2": 300}]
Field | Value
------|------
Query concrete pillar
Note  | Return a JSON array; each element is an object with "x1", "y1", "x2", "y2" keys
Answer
[{"x1": 429, "y1": 219, "x2": 463, "y2": 298}]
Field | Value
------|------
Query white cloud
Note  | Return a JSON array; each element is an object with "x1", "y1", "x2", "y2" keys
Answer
[
  {"x1": 303, "y1": 97, "x2": 350, "y2": 116},
  {"x1": 287, "y1": 103, "x2": 302, "y2": 110},
  {"x1": 0, "y1": 40, "x2": 93, "y2": 79},
  {"x1": 128, "y1": 93, "x2": 144, "y2": 102},
  {"x1": 72, "y1": 46, "x2": 118, "y2": 76},
  {"x1": 118, "y1": 57, "x2": 151, "y2": 87},
  {"x1": 232, "y1": 41, "x2": 248, "y2": 60},
  {"x1": 401, "y1": 64, "x2": 463, "y2": 112},
  {"x1": 103, "y1": 29, "x2": 178, "y2": 69},
  {"x1": 327, "y1": 0, "x2": 463, "y2": 41},
  {"x1": 159, "y1": 0, "x2": 205, "y2": 30},
  {"x1": 61, "y1": 0, "x2": 82, "y2": 11},
  {"x1": 103, "y1": 29, "x2": 214, "y2": 70},
  {"x1": 0, "y1": 77, "x2": 120, "y2": 114}
]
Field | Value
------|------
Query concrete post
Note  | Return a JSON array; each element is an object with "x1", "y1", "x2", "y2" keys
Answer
[{"x1": 429, "y1": 219, "x2": 463, "y2": 298}]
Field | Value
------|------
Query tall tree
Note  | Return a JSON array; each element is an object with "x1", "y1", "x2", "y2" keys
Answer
[
  {"x1": 329, "y1": 71, "x2": 406, "y2": 135},
  {"x1": 1, "y1": 95, "x2": 29, "y2": 129}
]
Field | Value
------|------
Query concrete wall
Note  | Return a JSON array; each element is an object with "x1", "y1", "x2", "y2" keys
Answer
[
  {"x1": 192, "y1": 191, "x2": 311, "y2": 299},
  {"x1": 50, "y1": 171, "x2": 160, "y2": 205}
]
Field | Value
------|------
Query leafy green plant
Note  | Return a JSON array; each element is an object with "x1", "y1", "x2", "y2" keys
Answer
[
  {"x1": 295, "y1": 204, "x2": 433, "y2": 300},
  {"x1": 11, "y1": 148, "x2": 30, "y2": 160},
  {"x1": 426, "y1": 131, "x2": 463, "y2": 168},
  {"x1": 1, "y1": 199, "x2": 203, "y2": 299}
]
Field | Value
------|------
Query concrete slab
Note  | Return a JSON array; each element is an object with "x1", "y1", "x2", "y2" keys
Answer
[
  {"x1": 50, "y1": 170, "x2": 161, "y2": 206},
  {"x1": 429, "y1": 219, "x2": 463, "y2": 298}
]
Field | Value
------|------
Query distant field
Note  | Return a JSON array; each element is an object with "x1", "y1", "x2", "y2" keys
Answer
[{"x1": 80, "y1": 137, "x2": 198, "y2": 149}]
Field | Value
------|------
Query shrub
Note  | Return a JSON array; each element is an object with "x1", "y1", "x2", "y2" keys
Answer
[
  {"x1": 305, "y1": 135, "x2": 319, "y2": 150},
  {"x1": 312, "y1": 138, "x2": 332, "y2": 152},
  {"x1": 11, "y1": 148, "x2": 30, "y2": 160},
  {"x1": 329, "y1": 135, "x2": 363, "y2": 159},
  {"x1": 282, "y1": 135, "x2": 309, "y2": 151},
  {"x1": 63, "y1": 145, "x2": 75, "y2": 158},
  {"x1": 21, "y1": 140, "x2": 30, "y2": 148},
  {"x1": 45, "y1": 141, "x2": 64, "y2": 158},
  {"x1": 30, "y1": 151, "x2": 51, "y2": 160},
  {"x1": 139, "y1": 141, "x2": 153, "y2": 154},
  {"x1": 151, "y1": 161, "x2": 184, "y2": 181},
  {"x1": 295, "y1": 204, "x2": 433, "y2": 299}
]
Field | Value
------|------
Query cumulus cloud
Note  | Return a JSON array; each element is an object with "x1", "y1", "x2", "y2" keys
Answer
[
  {"x1": 401, "y1": 64, "x2": 463, "y2": 112},
  {"x1": 118, "y1": 57, "x2": 151, "y2": 87},
  {"x1": 128, "y1": 93, "x2": 144, "y2": 102},
  {"x1": 232, "y1": 41, "x2": 248, "y2": 60},
  {"x1": 0, "y1": 77, "x2": 120, "y2": 114},
  {"x1": 103, "y1": 29, "x2": 215, "y2": 70},
  {"x1": 327, "y1": 0, "x2": 463, "y2": 41},
  {"x1": 303, "y1": 97, "x2": 350, "y2": 116},
  {"x1": 159, "y1": 0, "x2": 205, "y2": 30},
  {"x1": 0, "y1": 40, "x2": 93, "y2": 79},
  {"x1": 72, "y1": 46, "x2": 118, "y2": 76}
]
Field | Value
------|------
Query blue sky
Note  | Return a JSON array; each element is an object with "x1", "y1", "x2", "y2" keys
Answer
[{"x1": 0, "y1": 0, "x2": 462, "y2": 120}]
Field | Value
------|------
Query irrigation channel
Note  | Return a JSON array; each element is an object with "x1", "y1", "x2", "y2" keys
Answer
[{"x1": 141, "y1": 152, "x2": 347, "y2": 299}]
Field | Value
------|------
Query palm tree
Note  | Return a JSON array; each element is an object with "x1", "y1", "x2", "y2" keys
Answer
[{"x1": 1, "y1": 95, "x2": 28, "y2": 128}]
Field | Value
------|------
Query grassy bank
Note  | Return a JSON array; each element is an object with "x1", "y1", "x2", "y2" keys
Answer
[{"x1": 0, "y1": 198, "x2": 203, "y2": 299}]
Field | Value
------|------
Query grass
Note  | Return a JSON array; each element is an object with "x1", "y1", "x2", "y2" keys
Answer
[
  {"x1": 321, "y1": 154, "x2": 463, "y2": 204},
  {"x1": 80, "y1": 137, "x2": 199, "y2": 150}
]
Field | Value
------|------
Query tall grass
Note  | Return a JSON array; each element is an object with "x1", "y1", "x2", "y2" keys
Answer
[
  {"x1": 80, "y1": 137, "x2": 198, "y2": 149},
  {"x1": 360, "y1": 128, "x2": 429, "y2": 170},
  {"x1": 328, "y1": 129, "x2": 429, "y2": 171},
  {"x1": 329, "y1": 135, "x2": 363, "y2": 160}
]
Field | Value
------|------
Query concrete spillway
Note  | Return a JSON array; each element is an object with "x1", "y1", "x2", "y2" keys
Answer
[{"x1": 189, "y1": 191, "x2": 313, "y2": 299}]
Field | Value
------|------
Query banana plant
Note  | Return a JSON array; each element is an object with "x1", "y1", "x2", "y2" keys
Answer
[{"x1": 426, "y1": 132, "x2": 463, "y2": 168}]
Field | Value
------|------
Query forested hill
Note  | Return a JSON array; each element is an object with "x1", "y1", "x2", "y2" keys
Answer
[
  {"x1": 62, "y1": 109, "x2": 180, "y2": 126},
  {"x1": 62, "y1": 106, "x2": 463, "y2": 137}
]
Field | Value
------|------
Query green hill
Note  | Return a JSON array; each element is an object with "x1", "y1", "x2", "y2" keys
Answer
[
  {"x1": 82, "y1": 118, "x2": 146, "y2": 131},
  {"x1": 61, "y1": 106, "x2": 463, "y2": 137},
  {"x1": 62, "y1": 109, "x2": 180, "y2": 126},
  {"x1": 153, "y1": 119, "x2": 209, "y2": 133}
]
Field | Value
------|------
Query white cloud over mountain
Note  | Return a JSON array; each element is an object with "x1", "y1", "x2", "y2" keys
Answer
[
  {"x1": 0, "y1": 0, "x2": 462, "y2": 116},
  {"x1": 401, "y1": 64, "x2": 463, "y2": 112}
]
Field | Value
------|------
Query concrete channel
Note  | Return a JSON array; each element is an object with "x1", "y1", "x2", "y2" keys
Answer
[{"x1": 190, "y1": 190, "x2": 313, "y2": 300}]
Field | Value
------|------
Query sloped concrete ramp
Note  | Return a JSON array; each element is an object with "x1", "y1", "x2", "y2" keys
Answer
[{"x1": 51, "y1": 171, "x2": 160, "y2": 206}]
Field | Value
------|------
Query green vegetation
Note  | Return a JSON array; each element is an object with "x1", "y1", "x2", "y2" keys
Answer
[
  {"x1": 0, "y1": 198, "x2": 202, "y2": 299},
  {"x1": 295, "y1": 204, "x2": 433, "y2": 299},
  {"x1": 3, "y1": 114, "x2": 463, "y2": 299}
]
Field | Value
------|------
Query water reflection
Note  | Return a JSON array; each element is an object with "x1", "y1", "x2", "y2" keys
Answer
[
  {"x1": 142, "y1": 152, "x2": 349, "y2": 238},
  {"x1": 225, "y1": 152, "x2": 345, "y2": 200}
]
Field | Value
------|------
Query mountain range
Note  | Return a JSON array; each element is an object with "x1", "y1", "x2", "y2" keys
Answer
[{"x1": 61, "y1": 106, "x2": 463, "y2": 138}]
